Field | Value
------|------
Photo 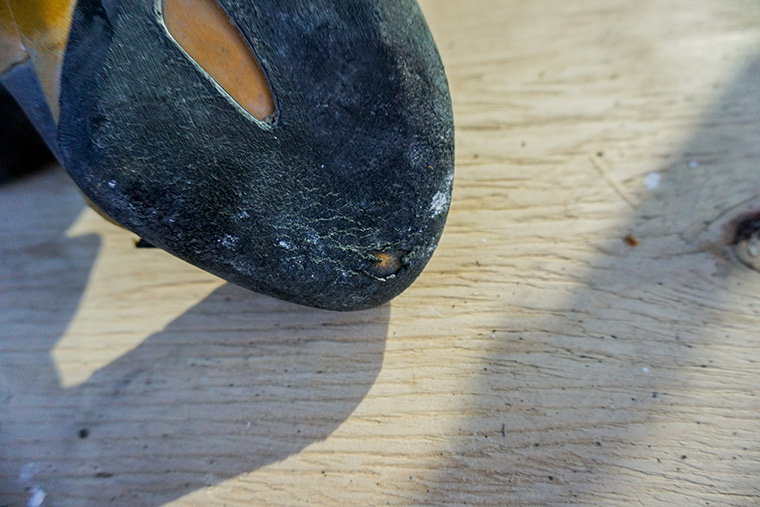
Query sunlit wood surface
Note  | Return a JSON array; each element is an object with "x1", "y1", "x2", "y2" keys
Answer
[{"x1": 2, "y1": 1, "x2": 760, "y2": 504}]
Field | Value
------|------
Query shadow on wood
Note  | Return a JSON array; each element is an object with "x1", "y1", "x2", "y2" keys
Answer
[
  {"x1": 0, "y1": 169, "x2": 389, "y2": 504},
  {"x1": 424, "y1": 50, "x2": 760, "y2": 503}
]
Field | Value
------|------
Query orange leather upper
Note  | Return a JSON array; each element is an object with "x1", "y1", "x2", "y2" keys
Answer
[
  {"x1": 164, "y1": 0, "x2": 275, "y2": 122},
  {"x1": 1, "y1": 0, "x2": 77, "y2": 121},
  {"x1": 1, "y1": 0, "x2": 274, "y2": 123}
]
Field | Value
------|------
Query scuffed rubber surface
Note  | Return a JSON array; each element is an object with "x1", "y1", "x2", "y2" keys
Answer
[{"x1": 59, "y1": 0, "x2": 454, "y2": 310}]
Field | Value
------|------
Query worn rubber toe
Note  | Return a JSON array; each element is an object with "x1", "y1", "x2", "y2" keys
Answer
[{"x1": 58, "y1": 0, "x2": 454, "y2": 310}]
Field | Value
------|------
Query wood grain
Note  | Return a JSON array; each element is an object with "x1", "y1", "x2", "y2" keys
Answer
[{"x1": 3, "y1": 0, "x2": 760, "y2": 504}]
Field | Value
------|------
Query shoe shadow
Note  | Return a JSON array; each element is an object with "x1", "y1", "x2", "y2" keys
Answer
[
  {"x1": 0, "y1": 167, "x2": 389, "y2": 505},
  {"x1": 67, "y1": 284, "x2": 388, "y2": 505}
]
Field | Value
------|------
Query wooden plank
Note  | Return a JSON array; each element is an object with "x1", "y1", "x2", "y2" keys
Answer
[{"x1": 2, "y1": 0, "x2": 760, "y2": 504}]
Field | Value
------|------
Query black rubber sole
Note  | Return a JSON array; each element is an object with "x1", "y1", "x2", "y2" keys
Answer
[{"x1": 20, "y1": 0, "x2": 456, "y2": 311}]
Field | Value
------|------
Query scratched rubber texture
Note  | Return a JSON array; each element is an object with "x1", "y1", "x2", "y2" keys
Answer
[{"x1": 58, "y1": 0, "x2": 454, "y2": 311}]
